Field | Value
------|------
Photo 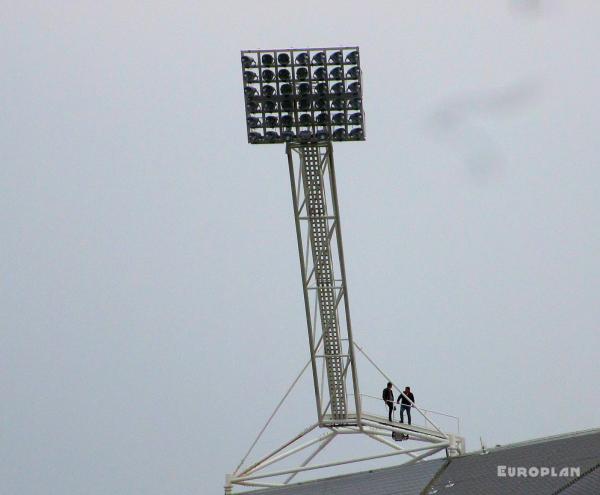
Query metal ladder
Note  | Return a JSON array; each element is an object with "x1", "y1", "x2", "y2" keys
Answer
[{"x1": 300, "y1": 146, "x2": 347, "y2": 419}]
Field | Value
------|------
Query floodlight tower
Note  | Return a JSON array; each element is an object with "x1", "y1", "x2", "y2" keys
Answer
[
  {"x1": 243, "y1": 47, "x2": 365, "y2": 426},
  {"x1": 226, "y1": 47, "x2": 464, "y2": 493}
]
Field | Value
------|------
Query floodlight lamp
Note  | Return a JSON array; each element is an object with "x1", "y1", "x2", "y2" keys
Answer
[
  {"x1": 329, "y1": 51, "x2": 343, "y2": 64},
  {"x1": 247, "y1": 116, "x2": 261, "y2": 128},
  {"x1": 315, "y1": 129, "x2": 330, "y2": 140},
  {"x1": 331, "y1": 82, "x2": 345, "y2": 95},
  {"x1": 316, "y1": 113, "x2": 330, "y2": 124},
  {"x1": 248, "y1": 131, "x2": 262, "y2": 143},
  {"x1": 346, "y1": 67, "x2": 360, "y2": 79},
  {"x1": 243, "y1": 71, "x2": 257, "y2": 83},
  {"x1": 332, "y1": 99, "x2": 345, "y2": 110},
  {"x1": 278, "y1": 68, "x2": 291, "y2": 80},
  {"x1": 329, "y1": 67, "x2": 343, "y2": 80},
  {"x1": 277, "y1": 53, "x2": 290, "y2": 65},
  {"x1": 281, "y1": 115, "x2": 294, "y2": 127},
  {"x1": 348, "y1": 82, "x2": 360, "y2": 94},
  {"x1": 348, "y1": 97, "x2": 362, "y2": 110},
  {"x1": 345, "y1": 50, "x2": 359, "y2": 63},
  {"x1": 314, "y1": 67, "x2": 327, "y2": 80},
  {"x1": 298, "y1": 83, "x2": 311, "y2": 95},
  {"x1": 246, "y1": 101, "x2": 260, "y2": 113},
  {"x1": 262, "y1": 85, "x2": 276, "y2": 97},
  {"x1": 348, "y1": 112, "x2": 362, "y2": 124},
  {"x1": 241, "y1": 55, "x2": 255, "y2": 68},
  {"x1": 265, "y1": 116, "x2": 278, "y2": 127},
  {"x1": 280, "y1": 84, "x2": 293, "y2": 95},
  {"x1": 295, "y1": 52, "x2": 309, "y2": 65},
  {"x1": 296, "y1": 67, "x2": 309, "y2": 80},
  {"x1": 281, "y1": 130, "x2": 295, "y2": 140},
  {"x1": 264, "y1": 130, "x2": 279, "y2": 141},
  {"x1": 332, "y1": 128, "x2": 347, "y2": 140},
  {"x1": 332, "y1": 113, "x2": 345, "y2": 124},
  {"x1": 262, "y1": 69, "x2": 275, "y2": 82},
  {"x1": 263, "y1": 100, "x2": 277, "y2": 112},
  {"x1": 316, "y1": 83, "x2": 329, "y2": 95},
  {"x1": 299, "y1": 98, "x2": 311, "y2": 111},
  {"x1": 261, "y1": 53, "x2": 274, "y2": 66},
  {"x1": 312, "y1": 51, "x2": 326, "y2": 65},
  {"x1": 244, "y1": 86, "x2": 258, "y2": 97},
  {"x1": 315, "y1": 98, "x2": 328, "y2": 110},
  {"x1": 299, "y1": 114, "x2": 312, "y2": 126},
  {"x1": 349, "y1": 128, "x2": 364, "y2": 139}
]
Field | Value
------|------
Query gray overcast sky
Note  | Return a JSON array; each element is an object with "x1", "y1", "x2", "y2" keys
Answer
[{"x1": 2, "y1": 1, "x2": 599, "y2": 494}]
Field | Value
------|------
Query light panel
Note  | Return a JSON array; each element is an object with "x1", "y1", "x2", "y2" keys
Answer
[{"x1": 241, "y1": 46, "x2": 366, "y2": 144}]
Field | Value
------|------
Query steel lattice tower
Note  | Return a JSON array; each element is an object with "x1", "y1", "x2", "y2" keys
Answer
[{"x1": 226, "y1": 46, "x2": 464, "y2": 493}]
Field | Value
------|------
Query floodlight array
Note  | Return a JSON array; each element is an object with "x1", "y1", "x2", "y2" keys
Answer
[{"x1": 241, "y1": 47, "x2": 365, "y2": 144}]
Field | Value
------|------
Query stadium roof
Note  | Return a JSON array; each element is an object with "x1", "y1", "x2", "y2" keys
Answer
[{"x1": 246, "y1": 428, "x2": 600, "y2": 495}]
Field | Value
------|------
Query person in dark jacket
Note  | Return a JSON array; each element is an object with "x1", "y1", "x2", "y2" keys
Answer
[
  {"x1": 397, "y1": 386, "x2": 415, "y2": 425},
  {"x1": 382, "y1": 382, "x2": 395, "y2": 421}
]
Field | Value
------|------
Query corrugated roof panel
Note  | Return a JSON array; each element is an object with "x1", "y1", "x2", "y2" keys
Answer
[
  {"x1": 246, "y1": 458, "x2": 447, "y2": 495},
  {"x1": 556, "y1": 463, "x2": 600, "y2": 494},
  {"x1": 426, "y1": 430, "x2": 600, "y2": 495}
]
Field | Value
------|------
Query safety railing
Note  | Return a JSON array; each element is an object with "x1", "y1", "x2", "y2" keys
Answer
[{"x1": 350, "y1": 393, "x2": 461, "y2": 435}]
